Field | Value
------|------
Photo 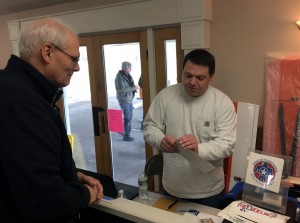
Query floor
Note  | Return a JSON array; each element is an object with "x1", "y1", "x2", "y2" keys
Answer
[{"x1": 70, "y1": 98, "x2": 146, "y2": 187}]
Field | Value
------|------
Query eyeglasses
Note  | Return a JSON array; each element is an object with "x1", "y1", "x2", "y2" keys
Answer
[{"x1": 50, "y1": 43, "x2": 80, "y2": 65}]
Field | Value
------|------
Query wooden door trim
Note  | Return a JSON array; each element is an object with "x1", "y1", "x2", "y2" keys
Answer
[
  {"x1": 154, "y1": 26, "x2": 183, "y2": 93},
  {"x1": 79, "y1": 37, "x2": 110, "y2": 175}
]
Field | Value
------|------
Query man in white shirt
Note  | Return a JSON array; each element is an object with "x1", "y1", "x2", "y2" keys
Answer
[{"x1": 144, "y1": 49, "x2": 237, "y2": 208}]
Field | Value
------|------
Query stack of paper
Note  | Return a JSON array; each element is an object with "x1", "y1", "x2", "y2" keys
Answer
[{"x1": 217, "y1": 200, "x2": 290, "y2": 223}]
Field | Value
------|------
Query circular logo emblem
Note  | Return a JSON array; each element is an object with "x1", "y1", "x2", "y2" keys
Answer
[{"x1": 251, "y1": 159, "x2": 277, "y2": 185}]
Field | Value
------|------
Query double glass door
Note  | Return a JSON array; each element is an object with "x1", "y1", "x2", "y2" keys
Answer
[{"x1": 61, "y1": 27, "x2": 183, "y2": 187}]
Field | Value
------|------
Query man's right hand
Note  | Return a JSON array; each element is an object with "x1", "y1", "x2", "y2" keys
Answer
[
  {"x1": 86, "y1": 184, "x2": 102, "y2": 205},
  {"x1": 134, "y1": 85, "x2": 140, "y2": 90},
  {"x1": 160, "y1": 135, "x2": 178, "y2": 153}
]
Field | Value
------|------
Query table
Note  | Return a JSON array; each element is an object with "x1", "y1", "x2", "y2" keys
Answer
[
  {"x1": 86, "y1": 191, "x2": 297, "y2": 223},
  {"x1": 90, "y1": 191, "x2": 221, "y2": 223}
]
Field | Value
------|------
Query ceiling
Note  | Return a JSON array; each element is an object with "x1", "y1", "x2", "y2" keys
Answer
[{"x1": 0, "y1": 0, "x2": 80, "y2": 16}]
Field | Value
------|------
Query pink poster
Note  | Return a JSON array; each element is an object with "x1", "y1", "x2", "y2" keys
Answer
[
  {"x1": 107, "y1": 109, "x2": 123, "y2": 133},
  {"x1": 263, "y1": 55, "x2": 300, "y2": 176}
]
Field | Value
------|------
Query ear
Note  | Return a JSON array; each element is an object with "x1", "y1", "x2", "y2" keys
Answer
[{"x1": 41, "y1": 43, "x2": 52, "y2": 63}]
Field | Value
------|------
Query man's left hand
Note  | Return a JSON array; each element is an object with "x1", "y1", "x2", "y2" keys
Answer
[
  {"x1": 77, "y1": 172, "x2": 103, "y2": 202},
  {"x1": 177, "y1": 134, "x2": 199, "y2": 154}
]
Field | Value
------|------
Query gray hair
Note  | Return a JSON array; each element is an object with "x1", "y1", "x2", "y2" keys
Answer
[
  {"x1": 121, "y1": 61, "x2": 131, "y2": 69},
  {"x1": 18, "y1": 18, "x2": 76, "y2": 58}
]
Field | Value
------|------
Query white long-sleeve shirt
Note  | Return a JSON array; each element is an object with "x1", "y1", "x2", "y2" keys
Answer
[{"x1": 144, "y1": 84, "x2": 237, "y2": 199}]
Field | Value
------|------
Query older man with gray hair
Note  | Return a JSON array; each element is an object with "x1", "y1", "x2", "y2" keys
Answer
[{"x1": 0, "y1": 18, "x2": 103, "y2": 223}]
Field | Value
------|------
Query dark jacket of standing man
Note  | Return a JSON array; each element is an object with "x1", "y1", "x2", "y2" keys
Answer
[
  {"x1": 115, "y1": 61, "x2": 139, "y2": 141},
  {"x1": 0, "y1": 18, "x2": 103, "y2": 223}
]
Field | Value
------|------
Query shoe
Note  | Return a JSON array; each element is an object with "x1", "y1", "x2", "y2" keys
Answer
[{"x1": 123, "y1": 136, "x2": 134, "y2": 141}]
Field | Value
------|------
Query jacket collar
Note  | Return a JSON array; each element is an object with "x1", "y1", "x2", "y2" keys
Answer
[{"x1": 7, "y1": 55, "x2": 63, "y2": 105}]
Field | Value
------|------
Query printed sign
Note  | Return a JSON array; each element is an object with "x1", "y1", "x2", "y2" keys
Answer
[
  {"x1": 217, "y1": 200, "x2": 289, "y2": 223},
  {"x1": 245, "y1": 152, "x2": 284, "y2": 193}
]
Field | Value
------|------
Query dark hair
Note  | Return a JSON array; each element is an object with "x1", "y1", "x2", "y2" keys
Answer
[{"x1": 183, "y1": 49, "x2": 215, "y2": 76}]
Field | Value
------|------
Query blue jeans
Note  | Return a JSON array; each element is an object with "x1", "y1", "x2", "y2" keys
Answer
[
  {"x1": 164, "y1": 189, "x2": 225, "y2": 208},
  {"x1": 119, "y1": 102, "x2": 133, "y2": 137}
]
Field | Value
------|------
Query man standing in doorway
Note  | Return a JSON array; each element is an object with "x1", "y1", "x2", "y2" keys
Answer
[{"x1": 115, "y1": 61, "x2": 139, "y2": 141}]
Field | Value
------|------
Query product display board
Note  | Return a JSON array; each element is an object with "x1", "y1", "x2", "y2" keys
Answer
[
  {"x1": 263, "y1": 54, "x2": 300, "y2": 177},
  {"x1": 242, "y1": 151, "x2": 291, "y2": 214}
]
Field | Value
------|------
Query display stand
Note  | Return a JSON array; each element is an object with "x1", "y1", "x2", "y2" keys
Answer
[{"x1": 242, "y1": 150, "x2": 292, "y2": 214}]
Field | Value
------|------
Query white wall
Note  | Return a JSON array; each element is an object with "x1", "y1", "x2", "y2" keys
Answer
[
  {"x1": 210, "y1": 0, "x2": 300, "y2": 125},
  {"x1": 1, "y1": 0, "x2": 300, "y2": 126}
]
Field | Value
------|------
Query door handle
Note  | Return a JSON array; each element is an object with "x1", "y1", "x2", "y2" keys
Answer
[
  {"x1": 101, "y1": 116, "x2": 106, "y2": 133},
  {"x1": 92, "y1": 106, "x2": 106, "y2": 136}
]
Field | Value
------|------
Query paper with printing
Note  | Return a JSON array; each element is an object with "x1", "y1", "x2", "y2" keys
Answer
[{"x1": 217, "y1": 200, "x2": 289, "y2": 223}]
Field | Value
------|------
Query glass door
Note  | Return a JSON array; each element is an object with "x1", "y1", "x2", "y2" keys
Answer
[
  {"x1": 103, "y1": 42, "x2": 145, "y2": 186},
  {"x1": 63, "y1": 45, "x2": 97, "y2": 172},
  {"x1": 96, "y1": 31, "x2": 149, "y2": 186},
  {"x1": 154, "y1": 26, "x2": 184, "y2": 92}
]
